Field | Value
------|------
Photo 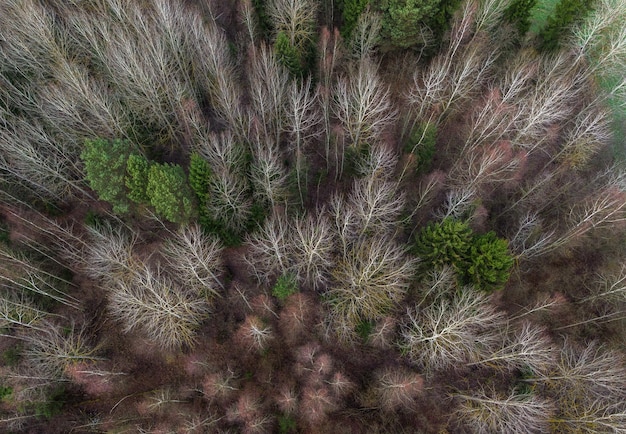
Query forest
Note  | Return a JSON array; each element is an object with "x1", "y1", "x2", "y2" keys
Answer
[{"x1": 0, "y1": 0, "x2": 625, "y2": 432}]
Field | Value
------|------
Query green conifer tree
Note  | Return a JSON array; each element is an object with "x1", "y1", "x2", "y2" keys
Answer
[
  {"x1": 81, "y1": 138, "x2": 132, "y2": 214},
  {"x1": 125, "y1": 154, "x2": 151, "y2": 204},
  {"x1": 146, "y1": 163, "x2": 195, "y2": 224}
]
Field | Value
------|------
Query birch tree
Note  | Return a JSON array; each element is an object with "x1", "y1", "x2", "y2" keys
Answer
[
  {"x1": 400, "y1": 291, "x2": 505, "y2": 372},
  {"x1": 333, "y1": 59, "x2": 396, "y2": 149},
  {"x1": 108, "y1": 263, "x2": 210, "y2": 350},
  {"x1": 328, "y1": 236, "x2": 416, "y2": 328},
  {"x1": 161, "y1": 224, "x2": 224, "y2": 298},
  {"x1": 454, "y1": 386, "x2": 555, "y2": 434}
]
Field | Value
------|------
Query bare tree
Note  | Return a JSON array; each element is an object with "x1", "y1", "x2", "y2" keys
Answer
[
  {"x1": 0, "y1": 244, "x2": 80, "y2": 309},
  {"x1": 107, "y1": 263, "x2": 210, "y2": 350},
  {"x1": 400, "y1": 291, "x2": 505, "y2": 372},
  {"x1": 0, "y1": 0, "x2": 65, "y2": 85},
  {"x1": 185, "y1": 8, "x2": 245, "y2": 136},
  {"x1": 347, "y1": 177, "x2": 405, "y2": 239},
  {"x1": 508, "y1": 212, "x2": 556, "y2": 260},
  {"x1": 283, "y1": 79, "x2": 320, "y2": 203},
  {"x1": 511, "y1": 52, "x2": 585, "y2": 154},
  {"x1": 554, "y1": 103, "x2": 611, "y2": 169},
  {"x1": 21, "y1": 321, "x2": 102, "y2": 381},
  {"x1": 83, "y1": 222, "x2": 137, "y2": 282},
  {"x1": 408, "y1": 2, "x2": 499, "y2": 125},
  {"x1": 527, "y1": 339, "x2": 626, "y2": 405},
  {"x1": 550, "y1": 400, "x2": 626, "y2": 433},
  {"x1": 434, "y1": 186, "x2": 477, "y2": 220},
  {"x1": 317, "y1": 27, "x2": 342, "y2": 171},
  {"x1": 449, "y1": 141, "x2": 525, "y2": 195},
  {"x1": 327, "y1": 236, "x2": 416, "y2": 328},
  {"x1": 161, "y1": 224, "x2": 224, "y2": 298},
  {"x1": 0, "y1": 117, "x2": 85, "y2": 202},
  {"x1": 267, "y1": 0, "x2": 317, "y2": 48},
  {"x1": 349, "y1": 6, "x2": 382, "y2": 61},
  {"x1": 235, "y1": 316, "x2": 274, "y2": 354},
  {"x1": 37, "y1": 61, "x2": 129, "y2": 148},
  {"x1": 333, "y1": 59, "x2": 396, "y2": 149},
  {"x1": 239, "y1": 0, "x2": 259, "y2": 47},
  {"x1": 580, "y1": 266, "x2": 626, "y2": 312},
  {"x1": 289, "y1": 213, "x2": 334, "y2": 290},
  {"x1": 0, "y1": 291, "x2": 48, "y2": 333},
  {"x1": 247, "y1": 44, "x2": 289, "y2": 145},
  {"x1": 355, "y1": 142, "x2": 399, "y2": 180},
  {"x1": 469, "y1": 322, "x2": 557, "y2": 374},
  {"x1": 571, "y1": 0, "x2": 626, "y2": 79},
  {"x1": 67, "y1": 2, "x2": 192, "y2": 146},
  {"x1": 461, "y1": 53, "x2": 537, "y2": 152},
  {"x1": 454, "y1": 386, "x2": 555, "y2": 434},
  {"x1": 249, "y1": 135, "x2": 290, "y2": 208},
  {"x1": 198, "y1": 132, "x2": 253, "y2": 234},
  {"x1": 374, "y1": 366, "x2": 424, "y2": 412},
  {"x1": 244, "y1": 212, "x2": 291, "y2": 284}
]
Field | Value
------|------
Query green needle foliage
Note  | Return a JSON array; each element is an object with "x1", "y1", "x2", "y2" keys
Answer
[
  {"x1": 188, "y1": 153, "x2": 212, "y2": 207},
  {"x1": 274, "y1": 31, "x2": 303, "y2": 78},
  {"x1": 405, "y1": 123, "x2": 436, "y2": 175},
  {"x1": 539, "y1": 0, "x2": 596, "y2": 51},
  {"x1": 146, "y1": 163, "x2": 195, "y2": 224},
  {"x1": 378, "y1": 0, "x2": 443, "y2": 50},
  {"x1": 125, "y1": 154, "x2": 151, "y2": 204},
  {"x1": 467, "y1": 232, "x2": 514, "y2": 292},
  {"x1": 505, "y1": 0, "x2": 538, "y2": 35},
  {"x1": 272, "y1": 272, "x2": 299, "y2": 301},
  {"x1": 414, "y1": 218, "x2": 472, "y2": 272},
  {"x1": 340, "y1": 0, "x2": 371, "y2": 38},
  {"x1": 81, "y1": 138, "x2": 133, "y2": 214},
  {"x1": 414, "y1": 219, "x2": 513, "y2": 292}
]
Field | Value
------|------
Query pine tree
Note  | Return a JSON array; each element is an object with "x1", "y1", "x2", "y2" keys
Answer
[
  {"x1": 125, "y1": 154, "x2": 151, "y2": 204},
  {"x1": 81, "y1": 138, "x2": 133, "y2": 214},
  {"x1": 466, "y1": 232, "x2": 514, "y2": 292},
  {"x1": 146, "y1": 163, "x2": 195, "y2": 224}
]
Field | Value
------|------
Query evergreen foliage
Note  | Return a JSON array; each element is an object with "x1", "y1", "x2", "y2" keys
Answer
[
  {"x1": 414, "y1": 219, "x2": 513, "y2": 291},
  {"x1": 414, "y1": 218, "x2": 472, "y2": 273},
  {"x1": 505, "y1": 0, "x2": 538, "y2": 35},
  {"x1": 378, "y1": 0, "x2": 443, "y2": 49},
  {"x1": 340, "y1": 0, "x2": 371, "y2": 38},
  {"x1": 125, "y1": 154, "x2": 151, "y2": 204},
  {"x1": 406, "y1": 123, "x2": 436, "y2": 175},
  {"x1": 467, "y1": 232, "x2": 514, "y2": 292},
  {"x1": 188, "y1": 152, "x2": 212, "y2": 207},
  {"x1": 272, "y1": 272, "x2": 299, "y2": 301},
  {"x1": 539, "y1": 0, "x2": 595, "y2": 51},
  {"x1": 252, "y1": 0, "x2": 274, "y2": 39},
  {"x1": 146, "y1": 163, "x2": 195, "y2": 224},
  {"x1": 275, "y1": 31, "x2": 303, "y2": 78},
  {"x1": 81, "y1": 138, "x2": 132, "y2": 214}
]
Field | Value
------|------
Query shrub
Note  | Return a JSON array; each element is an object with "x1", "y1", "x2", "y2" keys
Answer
[
  {"x1": 405, "y1": 123, "x2": 436, "y2": 175},
  {"x1": 146, "y1": 163, "x2": 195, "y2": 224},
  {"x1": 81, "y1": 138, "x2": 133, "y2": 214},
  {"x1": 278, "y1": 414, "x2": 298, "y2": 433},
  {"x1": 272, "y1": 273, "x2": 299, "y2": 301},
  {"x1": 0, "y1": 385, "x2": 12, "y2": 401}
]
